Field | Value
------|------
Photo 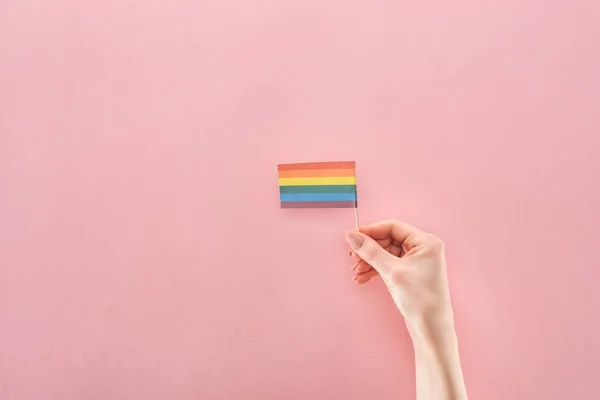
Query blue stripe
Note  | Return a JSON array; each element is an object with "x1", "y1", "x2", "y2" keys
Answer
[{"x1": 280, "y1": 193, "x2": 357, "y2": 202}]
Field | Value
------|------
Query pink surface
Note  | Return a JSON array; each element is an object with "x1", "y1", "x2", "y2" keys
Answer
[{"x1": 1, "y1": 1, "x2": 599, "y2": 399}]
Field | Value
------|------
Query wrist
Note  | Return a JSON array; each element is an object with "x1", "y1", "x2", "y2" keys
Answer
[
  {"x1": 405, "y1": 307, "x2": 458, "y2": 351},
  {"x1": 405, "y1": 297, "x2": 455, "y2": 331},
  {"x1": 406, "y1": 309, "x2": 468, "y2": 399}
]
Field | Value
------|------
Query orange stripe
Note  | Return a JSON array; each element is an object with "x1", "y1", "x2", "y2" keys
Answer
[
  {"x1": 278, "y1": 168, "x2": 355, "y2": 178},
  {"x1": 278, "y1": 161, "x2": 355, "y2": 171}
]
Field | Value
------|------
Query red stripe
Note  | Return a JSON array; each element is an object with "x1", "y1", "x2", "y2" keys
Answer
[{"x1": 277, "y1": 161, "x2": 355, "y2": 171}]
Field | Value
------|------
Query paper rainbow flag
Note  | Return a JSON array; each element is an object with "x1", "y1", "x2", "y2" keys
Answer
[{"x1": 277, "y1": 161, "x2": 357, "y2": 208}]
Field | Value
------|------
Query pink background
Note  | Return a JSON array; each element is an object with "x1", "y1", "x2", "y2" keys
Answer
[{"x1": 1, "y1": 1, "x2": 599, "y2": 399}]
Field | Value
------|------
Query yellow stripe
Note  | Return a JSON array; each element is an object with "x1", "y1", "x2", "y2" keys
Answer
[{"x1": 279, "y1": 177, "x2": 356, "y2": 186}]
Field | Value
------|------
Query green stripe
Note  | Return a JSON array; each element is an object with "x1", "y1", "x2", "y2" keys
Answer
[{"x1": 279, "y1": 185, "x2": 356, "y2": 194}]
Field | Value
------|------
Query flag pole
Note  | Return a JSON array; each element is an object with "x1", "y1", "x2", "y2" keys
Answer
[{"x1": 354, "y1": 206, "x2": 360, "y2": 231}]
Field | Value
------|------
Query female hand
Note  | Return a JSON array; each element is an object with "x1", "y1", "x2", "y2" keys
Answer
[
  {"x1": 345, "y1": 219, "x2": 468, "y2": 399},
  {"x1": 345, "y1": 218, "x2": 453, "y2": 322}
]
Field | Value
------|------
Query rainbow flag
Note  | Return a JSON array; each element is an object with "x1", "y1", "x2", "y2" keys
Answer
[{"x1": 277, "y1": 161, "x2": 357, "y2": 208}]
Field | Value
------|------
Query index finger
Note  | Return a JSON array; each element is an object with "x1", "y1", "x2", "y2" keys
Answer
[{"x1": 359, "y1": 218, "x2": 422, "y2": 243}]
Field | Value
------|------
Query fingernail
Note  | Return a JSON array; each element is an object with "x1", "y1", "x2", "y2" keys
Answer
[
  {"x1": 352, "y1": 275, "x2": 360, "y2": 283},
  {"x1": 351, "y1": 261, "x2": 361, "y2": 271},
  {"x1": 344, "y1": 232, "x2": 364, "y2": 250},
  {"x1": 348, "y1": 250, "x2": 353, "y2": 257}
]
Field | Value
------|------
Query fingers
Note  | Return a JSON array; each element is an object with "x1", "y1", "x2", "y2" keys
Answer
[
  {"x1": 344, "y1": 231, "x2": 397, "y2": 275},
  {"x1": 350, "y1": 238, "x2": 396, "y2": 258},
  {"x1": 359, "y1": 218, "x2": 421, "y2": 244},
  {"x1": 351, "y1": 259, "x2": 373, "y2": 273},
  {"x1": 352, "y1": 268, "x2": 379, "y2": 284},
  {"x1": 345, "y1": 218, "x2": 424, "y2": 285}
]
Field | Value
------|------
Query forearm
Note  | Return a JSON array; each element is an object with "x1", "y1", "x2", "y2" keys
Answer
[{"x1": 406, "y1": 311, "x2": 468, "y2": 400}]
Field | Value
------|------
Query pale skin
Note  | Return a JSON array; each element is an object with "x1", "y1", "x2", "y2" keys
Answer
[{"x1": 344, "y1": 219, "x2": 468, "y2": 400}]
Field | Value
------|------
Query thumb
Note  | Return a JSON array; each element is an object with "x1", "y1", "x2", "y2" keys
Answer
[{"x1": 344, "y1": 231, "x2": 395, "y2": 274}]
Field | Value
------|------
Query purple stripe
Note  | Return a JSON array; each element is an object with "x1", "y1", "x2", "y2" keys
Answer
[{"x1": 281, "y1": 201, "x2": 356, "y2": 208}]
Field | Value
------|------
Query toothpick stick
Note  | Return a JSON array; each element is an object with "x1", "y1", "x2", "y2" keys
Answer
[{"x1": 354, "y1": 207, "x2": 360, "y2": 231}]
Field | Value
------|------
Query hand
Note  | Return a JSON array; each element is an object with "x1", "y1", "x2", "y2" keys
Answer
[
  {"x1": 345, "y1": 219, "x2": 468, "y2": 399},
  {"x1": 345, "y1": 219, "x2": 453, "y2": 322}
]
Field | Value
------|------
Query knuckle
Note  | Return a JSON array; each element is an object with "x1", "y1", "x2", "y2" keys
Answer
[
  {"x1": 367, "y1": 243, "x2": 382, "y2": 263},
  {"x1": 425, "y1": 234, "x2": 445, "y2": 251},
  {"x1": 385, "y1": 217, "x2": 401, "y2": 225}
]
